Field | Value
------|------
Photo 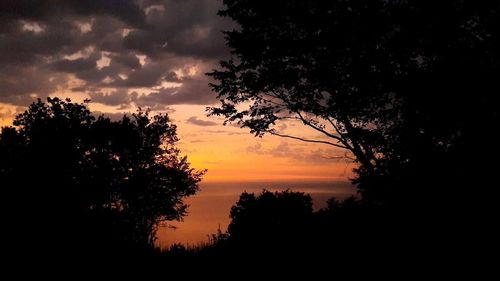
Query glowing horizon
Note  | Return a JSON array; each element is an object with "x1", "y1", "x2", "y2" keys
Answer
[
  {"x1": 0, "y1": 98, "x2": 356, "y2": 246},
  {"x1": 0, "y1": 101, "x2": 355, "y2": 184}
]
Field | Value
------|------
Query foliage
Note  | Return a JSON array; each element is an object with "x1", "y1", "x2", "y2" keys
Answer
[
  {"x1": 0, "y1": 97, "x2": 204, "y2": 252},
  {"x1": 208, "y1": 0, "x2": 500, "y2": 205},
  {"x1": 227, "y1": 189, "x2": 313, "y2": 245},
  {"x1": 214, "y1": 190, "x2": 386, "y2": 261}
]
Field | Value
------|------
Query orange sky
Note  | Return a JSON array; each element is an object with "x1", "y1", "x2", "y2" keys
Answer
[
  {"x1": 1, "y1": 100, "x2": 356, "y2": 246},
  {"x1": 169, "y1": 105, "x2": 354, "y2": 183},
  {"x1": 156, "y1": 104, "x2": 357, "y2": 246},
  {"x1": 1, "y1": 101, "x2": 354, "y2": 183}
]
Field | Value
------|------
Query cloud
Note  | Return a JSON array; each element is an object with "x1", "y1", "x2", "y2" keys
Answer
[
  {"x1": 92, "y1": 111, "x2": 130, "y2": 121},
  {"x1": 186, "y1": 116, "x2": 218, "y2": 126},
  {"x1": 205, "y1": 129, "x2": 233, "y2": 134},
  {"x1": 246, "y1": 141, "x2": 347, "y2": 163},
  {"x1": 122, "y1": 0, "x2": 232, "y2": 59},
  {"x1": 89, "y1": 89, "x2": 132, "y2": 106},
  {"x1": 0, "y1": 0, "x2": 146, "y2": 27},
  {"x1": 110, "y1": 62, "x2": 180, "y2": 88},
  {"x1": 51, "y1": 56, "x2": 98, "y2": 73},
  {"x1": 111, "y1": 52, "x2": 141, "y2": 69},
  {"x1": 247, "y1": 142, "x2": 291, "y2": 158},
  {"x1": 0, "y1": 108, "x2": 14, "y2": 120},
  {"x1": 0, "y1": 0, "x2": 233, "y2": 113},
  {"x1": 246, "y1": 142, "x2": 262, "y2": 153},
  {"x1": 0, "y1": 62, "x2": 68, "y2": 105},
  {"x1": 133, "y1": 75, "x2": 218, "y2": 105}
]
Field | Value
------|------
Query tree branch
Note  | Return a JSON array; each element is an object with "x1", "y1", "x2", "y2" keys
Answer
[
  {"x1": 263, "y1": 90, "x2": 352, "y2": 151},
  {"x1": 295, "y1": 111, "x2": 346, "y2": 144},
  {"x1": 326, "y1": 117, "x2": 342, "y2": 135},
  {"x1": 269, "y1": 131, "x2": 348, "y2": 149}
]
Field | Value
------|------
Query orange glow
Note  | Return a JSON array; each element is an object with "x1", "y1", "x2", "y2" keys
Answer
[
  {"x1": 157, "y1": 180, "x2": 356, "y2": 248},
  {"x1": 1, "y1": 101, "x2": 356, "y2": 246},
  {"x1": 0, "y1": 104, "x2": 17, "y2": 128},
  {"x1": 169, "y1": 105, "x2": 354, "y2": 183},
  {"x1": 155, "y1": 104, "x2": 356, "y2": 246}
]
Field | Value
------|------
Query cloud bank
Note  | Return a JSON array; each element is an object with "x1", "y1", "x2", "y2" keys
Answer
[{"x1": 0, "y1": 0, "x2": 233, "y2": 108}]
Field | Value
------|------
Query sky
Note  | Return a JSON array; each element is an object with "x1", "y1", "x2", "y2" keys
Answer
[{"x1": 0, "y1": 0, "x2": 356, "y2": 245}]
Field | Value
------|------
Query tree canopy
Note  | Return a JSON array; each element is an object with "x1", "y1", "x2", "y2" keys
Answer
[
  {"x1": 208, "y1": 0, "x2": 500, "y2": 205},
  {"x1": 228, "y1": 190, "x2": 313, "y2": 242},
  {"x1": 0, "y1": 98, "x2": 204, "y2": 254},
  {"x1": 222, "y1": 189, "x2": 315, "y2": 257}
]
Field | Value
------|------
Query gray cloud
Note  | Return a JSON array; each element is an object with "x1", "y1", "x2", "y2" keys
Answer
[
  {"x1": 122, "y1": 0, "x2": 232, "y2": 59},
  {"x1": 111, "y1": 52, "x2": 142, "y2": 69},
  {"x1": 0, "y1": 0, "x2": 233, "y2": 110},
  {"x1": 186, "y1": 116, "x2": 218, "y2": 126},
  {"x1": 89, "y1": 89, "x2": 132, "y2": 106},
  {"x1": 0, "y1": 0, "x2": 146, "y2": 27},
  {"x1": 133, "y1": 76, "x2": 217, "y2": 106},
  {"x1": 118, "y1": 63, "x2": 168, "y2": 87},
  {"x1": 51, "y1": 56, "x2": 98, "y2": 73}
]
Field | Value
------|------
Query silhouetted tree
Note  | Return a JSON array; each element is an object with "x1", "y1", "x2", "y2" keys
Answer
[
  {"x1": 225, "y1": 189, "x2": 313, "y2": 254},
  {"x1": 208, "y1": 0, "x2": 499, "y2": 208},
  {"x1": 0, "y1": 98, "x2": 204, "y2": 255},
  {"x1": 218, "y1": 190, "x2": 391, "y2": 263}
]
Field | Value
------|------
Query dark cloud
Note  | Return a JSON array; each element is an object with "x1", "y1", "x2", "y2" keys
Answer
[
  {"x1": 0, "y1": 0, "x2": 145, "y2": 27},
  {"x1": 122, "y1": 0, "x2": 232, "y2": 59},
  {"x1": 133, "y1": 76, "x2": 217, "y2": 105},
  {"x1": 164, "y1": 71, "x2": 181, "y2": 82},
  {"x1": 75, "y1": 60, "x2": 126, "y2": 84},
  {"x1": 0, "y1": 22, "x2": 75, "y2": 65},
  {"x1": 111, "y1": 52, "x2": 141, "y2": 69},
  {"x1": 0, "y1": 62, "x2": 67, "y2": 105},
  {"x1": 51, "y1": 56, "x2": 98, "y2": 73},
  {"x1": 120, "y1": 63, "x2": 167, "y2": 87},
  {"x1": 186, "y1": 116, "x2": 218, "y2": 126},
  {"x1": 122, "y1": 30, "x2": 158, "y2": 56},
  {"x1": 67, "y1": 0, "x2": 146, "y2": 27},
  {"x1": 89, "y1": 90, "x2": 132, "y2": 106},
  {"x1": 0, "y1": 0, "x2": 233, "y2": 110}
]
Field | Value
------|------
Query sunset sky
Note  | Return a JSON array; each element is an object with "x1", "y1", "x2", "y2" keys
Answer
[{"x1": 0, "y1": 0, "x2": 356, "y2": 245}]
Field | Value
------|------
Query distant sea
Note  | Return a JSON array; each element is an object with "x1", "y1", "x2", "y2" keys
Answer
[{"x1": 156, "y1": 180, "x2": 356, "y2": 248}]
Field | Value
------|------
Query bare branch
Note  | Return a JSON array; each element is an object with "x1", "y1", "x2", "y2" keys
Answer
[
  {"x1": 326, "y1": 117, "x2": 342, "y2": 135},
  {"x1": 295, "y1": 111, "x2": 346, "y2": 143},
  {"x1": 276, "y1": 116, "x2": 301, "y2": 121},
  {"x1": 269, "y1": 131, "x2": 348, "y2": 149},
  {"x1": 258, "y1": 94, "x2": 288, "y2": 107},
  {"x1": 262, "y1": 90, "x2": 353, "y2": 151}
]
